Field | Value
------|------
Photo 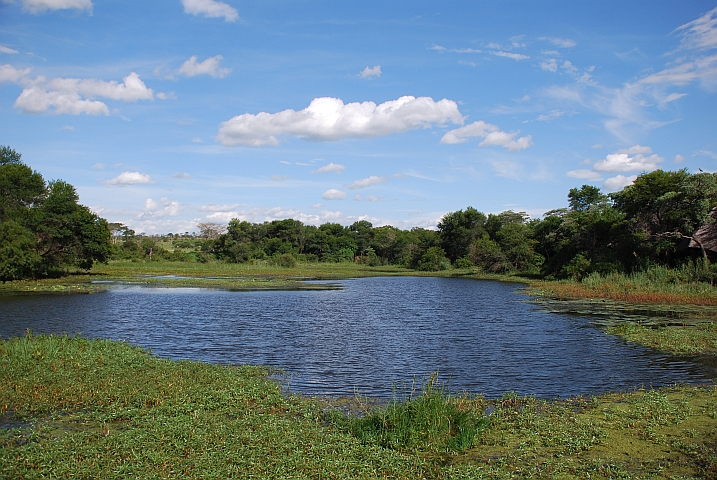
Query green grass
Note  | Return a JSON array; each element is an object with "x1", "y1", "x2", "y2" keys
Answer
[
  {"x1": 607, "y1": 322, "x2": 717, "y2": 355},
  {"x1": 2, "y1": 334, "x2": 717, "y2": 479}
]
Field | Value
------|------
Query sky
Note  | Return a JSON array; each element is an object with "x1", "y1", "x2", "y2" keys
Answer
[{"x1": 1, "y1": 0, "x2": 717, "y2": 234}]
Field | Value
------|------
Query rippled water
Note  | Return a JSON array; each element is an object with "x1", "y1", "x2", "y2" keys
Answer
[{"x1": 0, "y1": 276, "x2": 712, "y2": 398}]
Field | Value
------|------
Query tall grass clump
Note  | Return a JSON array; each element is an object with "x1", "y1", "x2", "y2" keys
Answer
[{"x1": 333, "y1": 373, "x2": 488, "y2": 453}]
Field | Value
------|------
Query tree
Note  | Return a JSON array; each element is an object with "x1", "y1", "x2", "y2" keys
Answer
[
  {"x1": 568, "y1": 185, "x2": 608, "y2": 212},
  {"x1": 437, "y1": 207, "x2": 487, "y2": 263},
  {"x1": 0, "y1": 147, "x2": 111, "y2": 279},
  {"x1": 197, "y1": 222, "x2": 227, "y2": 239},
  {"x1": 611, "y1": 170, "x2": 717, "y2": 262}
]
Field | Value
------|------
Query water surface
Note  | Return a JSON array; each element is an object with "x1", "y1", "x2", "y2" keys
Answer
[{"x1": 0, "y1": 276, "x2": 711, "y2": 398}]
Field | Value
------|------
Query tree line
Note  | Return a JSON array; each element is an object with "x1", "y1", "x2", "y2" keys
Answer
[{"x1": 2, "y1": 145, "x2": 716, "y2": 282}]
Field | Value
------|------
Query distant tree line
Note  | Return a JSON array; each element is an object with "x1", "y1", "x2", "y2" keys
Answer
[{"x1": 3, "y1": 145, "x2": 717, "y2": 283}]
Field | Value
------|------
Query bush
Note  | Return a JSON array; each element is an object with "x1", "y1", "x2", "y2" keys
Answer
[
  {"x1": 416, "y1": 247, "x2": 451, "y2": 271},
  {"x1": 269, "y1": 253, "x2": 297, "y2": 268},
  {"x1": 332, "y1": 374, "x2": 488, "y2": 453}
]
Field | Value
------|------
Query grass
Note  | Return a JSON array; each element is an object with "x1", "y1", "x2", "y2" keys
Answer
[
  {"x1": 529, "y1": 267, "x2": 717, "y2": 307},
  {"x1": 2, "y1": 334, "x2": 717, "y2": 479},
  {"x1": 606, "y1": 323, "x2": 717, "y2": 355}
]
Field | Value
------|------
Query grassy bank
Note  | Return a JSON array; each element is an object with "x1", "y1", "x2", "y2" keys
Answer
[{"x1": 2, "y1": 335, "x2": 716, "y2": 479}]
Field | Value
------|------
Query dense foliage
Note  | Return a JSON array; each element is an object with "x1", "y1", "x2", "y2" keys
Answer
[{"x1": 0, "y1": 146, "x2": 111, "y2": 281}]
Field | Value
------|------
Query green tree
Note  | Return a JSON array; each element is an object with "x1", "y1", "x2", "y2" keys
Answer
[
  {"x1": 437, "y1": 207, "x2": 487, "y2": 263},
  {"x1": 0, "y1": 147, "x2": 111, "y2": 278},
  {"x1": 611, "y1": 170, "x2": 717, "y2": 262}
]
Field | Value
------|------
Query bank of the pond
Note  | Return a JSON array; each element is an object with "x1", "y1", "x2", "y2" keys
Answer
[{"x1": 1, "y1": 335, "x2": 715, "y2": 479}]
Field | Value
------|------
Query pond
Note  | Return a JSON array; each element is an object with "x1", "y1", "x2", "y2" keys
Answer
[{"x1": 0, "y1": 276, "x2": 712, "y2": 398}]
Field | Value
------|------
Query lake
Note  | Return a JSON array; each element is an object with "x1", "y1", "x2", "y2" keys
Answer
[{"x1": 0, "y1": 276, "x2": 712, "y2": 398}]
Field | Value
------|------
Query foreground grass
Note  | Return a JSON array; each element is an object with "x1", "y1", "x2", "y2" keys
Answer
[{"x1": 2, "y1": 335, "x2": 716, "y2": 479}]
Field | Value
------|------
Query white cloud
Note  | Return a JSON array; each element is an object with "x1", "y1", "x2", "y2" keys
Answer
[
  {"x1": 181, "y1": 0, "x2": 238, "y2": 22},
  {"x1": 14, "y1": 72, "x2": 153, "y2": 115},
  {"x1": 7, "y1": 0, "x2": 92, "y2": 14},
  {"x1": 354, "y1": 194, "x2": 362, "y2": 201},
  {"x1": 367, "y1": 194, "x2": 381, "y2": 202},
  {"x1": 562, "y1": 60, "x2": 578, "y2": 75},
  {"x1": 566, "y1": 169, "x2": 603, "y2": 181},
  {"x1": 430, "y1": 45, "x2": 446, "y2": 51},
  {"x1": 536, "y1": 109, "x2": 565, "y2": 121},
  {"x1": 92, "y1": 163, "x2": 105, "y2": 169},
  {"x1": 492, "y1": 51, "x2": 529, "y2": 61},
  {"x1": 217, "y1": 95, "x2": 463, "y2": 147},
  {"x1": 139, "y1": 197, "x2": 182, "y2": 218},
  {"x1": 320, "y1": 210, "x2": 344, "y2": 221},
  {"x1": 603, "y1": 174, "x2": 637, "y2": 191},
  {"x1": 593, "y1": 145, "x2": 664, "y2": 172},
  {"x1": 639, "y1": 54, "x2": 717, "y2": 86},
  {"x1": 674, "y1": 7, "x2": 717, "y2": 51},
  {"x1": 0, "y1": 64, "x2": 31, "y2": 82},
  {"x1": 177, "y1": 55, "x2": 231, "y2": 78},
  {"x1": 156, "y1": 91, "x2": 176, "y2": 100},
  {"x1": 271, "y1": 175, "x2": 288, "y2": 182},
  {"x1": 540, "y1": 59, "x2": 558, "y2": 72},
  {"x1": 348, "y1": 175, "x2": 386, "y2": 189},
  {"x1": 694, "y1": 149, "x2": 717, "y2": 159},
  {"x1": 674, "y1": 154, "x2": 685, "y2": 163},
  {"x1": 104, "y1": 171, "x2": 154, "y2": 185},
  {"x1": 0, "y1": 46, "x2": 18, "y2": 54},
  {"x1": 60, "y1": 124, "x2": 73, "y2": 131},
  {"x1": 359, "y1": 65, "x2": 381, "y2": 78},
  {"x1": 173, "y1": 172, "x2": 191, "y2": 178},
  {"x1": 312, "y1": 162, "x2": 345, "y2": 174},
  {"x1": 322, "y1": 189, "x2": 346, "y2": 200},
  {"x1": 199, "y1": 203, "x2": 242, "y2": 212},
  {"x1": 441, "y1": 120, "x2": 533, "y2": 151},
  {"x1": 540, "y1": 36, "x2": 577, "y2": 48}
]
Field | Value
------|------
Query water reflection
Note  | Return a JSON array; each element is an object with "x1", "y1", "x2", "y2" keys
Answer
[{"x1": 0, "y1": 277, "x2": 712, "y2": 398}]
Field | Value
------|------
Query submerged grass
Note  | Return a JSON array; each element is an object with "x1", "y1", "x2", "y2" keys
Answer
[{"x1": 2, "y1": 334, "x2": 717, "y2": 479}]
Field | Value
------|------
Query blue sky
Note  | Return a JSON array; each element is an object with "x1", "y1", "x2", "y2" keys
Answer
[{"x1": 1, "y1": 1, "x2": 716, "y2": 234}]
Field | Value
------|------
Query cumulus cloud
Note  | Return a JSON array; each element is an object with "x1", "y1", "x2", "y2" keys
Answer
[
  {"x1": 674, "y1": 154, "x2": 685, "y2": 163},
  {"x1": 0, "y1": 64, "x2": 31, "y2": 83},
  {"x1": 6, "y1": 0, "x2": 92, "y2": 13},
  {"x1": 347, "y1": 176, "x2": 386, "y2": 189},
  {"x1": 359, "y1": 65, "x2": 381, "y2": 78},
  {"x1": 322, "y1": 189, "x2": 346, "y2": 200},
  {"x1": 603, "y1": 174, "x2": 637, "y2": 191},
  {"x1": 177, "y1": 55, "x2": 231, "y2": 78},
  {"x1": 104, "y1": 171, "x2": 154, "y2": 185},
  {"x1": 492, "y1": 51, "x2": 529, "y2": 61},
  {"x1": 312, "y1": 162, "x2": 345, "y2": 174},
  {"x1": 540, "y1": 59, "x2": 558, "y2": 72},
  {"x1": 217, "y1": 96, "x2": 463, "y2": 147},
  {"x1": 441, "y1": 120, "x2": 533, "y2": 151},
  {"x1": 139, "y1": 197, "x2": 182, "y2": 218},
  {"x1": 0, "y1": 46, "x2": 18, "y2": 54},
  {"x1": 14, "y1": 72, "x2": 153, "y2": 115},
  {"x1": 181, "y1": 0, "x2": 238, "y2": 22},
  {"x1": 540, "y1": 36, "x2": 577, "y2": 48},
  {"x1": 593, "y1": 145, "x2": 664, "y2": 172}
]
